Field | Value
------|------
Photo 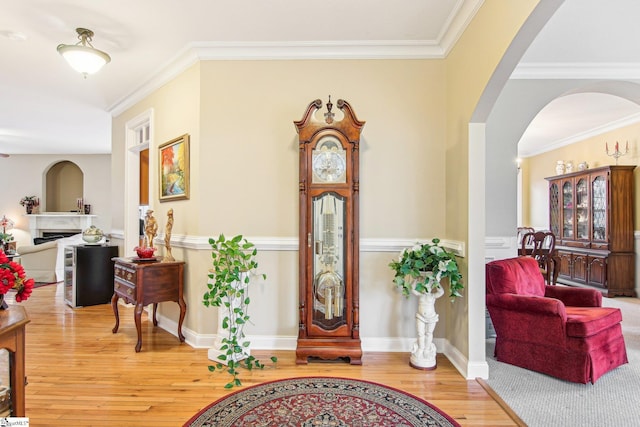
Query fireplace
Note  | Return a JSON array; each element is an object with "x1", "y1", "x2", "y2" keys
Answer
[
  {"x1": 27, "y1": 213, "x2": 96, "y2": 242},
  {"x1": 42, "y1": 232, "x2": 79, "y2": 238}
]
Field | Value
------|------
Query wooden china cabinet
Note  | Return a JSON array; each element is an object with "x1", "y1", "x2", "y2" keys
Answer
[
  {"x1": 294, "y1": 98, "x2": 364, "y2": 364},
  {"x1": 546, "y1": 165, "x2": 636, "y2": 297}
]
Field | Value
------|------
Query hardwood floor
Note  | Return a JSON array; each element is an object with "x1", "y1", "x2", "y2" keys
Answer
[{"x1": 13, "y1": 283, "x2": 518, "y2": 426}]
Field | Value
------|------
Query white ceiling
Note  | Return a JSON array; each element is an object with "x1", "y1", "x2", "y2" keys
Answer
[
  {"x1": 514, "y1": 0, "x2": 640, "y2": 156},
  {"x1": 1, "y1": 0, "x2": 640, "y2": 156}
]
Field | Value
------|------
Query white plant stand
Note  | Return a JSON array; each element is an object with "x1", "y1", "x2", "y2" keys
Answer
[{"x1": 410, "y1": 286, "x2": 444, "y2": 370}]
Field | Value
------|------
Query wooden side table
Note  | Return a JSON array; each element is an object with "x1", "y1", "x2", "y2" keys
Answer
[
  {"x1": 111, "y1": 258, "x2": 186, "y2": 352},
  {"x1": 0, "y1": 305, "x2": 29, "y2": 416}
]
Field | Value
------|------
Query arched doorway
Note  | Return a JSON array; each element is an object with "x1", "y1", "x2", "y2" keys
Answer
[
  {"x1": 46, "y1": 161, "x2": 84, "y2": 212},
  {"x1": 467, "y1": 0, "x2": 566, "y2": 377}
]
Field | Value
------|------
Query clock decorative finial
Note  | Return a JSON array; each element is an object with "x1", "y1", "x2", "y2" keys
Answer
[{"x1": 324, "y1": 95, "x2": 335, "y2": 124}]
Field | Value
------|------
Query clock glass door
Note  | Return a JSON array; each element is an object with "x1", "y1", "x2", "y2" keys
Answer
[{"x1": 312, "y1": 192, "x2": 346, "y2": 330}]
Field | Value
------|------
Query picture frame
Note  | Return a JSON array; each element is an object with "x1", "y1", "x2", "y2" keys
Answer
[{"x1": 159, "y1": 134, "x2": 190, "y2": 202}]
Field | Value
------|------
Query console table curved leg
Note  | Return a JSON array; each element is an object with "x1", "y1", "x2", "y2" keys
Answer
[
  {"x1": 111, "y1": 293, "x2": 120, "y2": 333},
  {"x1": 134, "y1": 303, "x2": 144, "y2": 353},
  {"x1": 152, "y1": 303, "x2": 159, "y2": 326},
  {"x1": 178, "y1": 298, "x2": 187, "y2": 342}
]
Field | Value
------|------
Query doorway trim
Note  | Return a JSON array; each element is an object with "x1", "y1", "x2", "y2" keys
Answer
[{"x1": 124, "y1": 109, "x2": 154, "y2": 256}]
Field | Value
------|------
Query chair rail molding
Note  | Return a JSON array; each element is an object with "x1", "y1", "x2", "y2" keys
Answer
[
  {"x1": 107, "y1": 231, "x2": 465, "y2": 256},
  {"x1": 484, "y1": 235, "x2": 518, "y2": 262}
]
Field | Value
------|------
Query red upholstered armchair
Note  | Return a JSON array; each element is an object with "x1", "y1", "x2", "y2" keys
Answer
[{"x1": 486, "y1": 257, "x2": 628, "y2": 384}]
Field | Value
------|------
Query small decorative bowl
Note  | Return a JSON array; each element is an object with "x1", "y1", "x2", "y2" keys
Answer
[
  {"x1": 134, "y1": 246, "x2": 156, "y2": 259},
  {"x1": 82, "y1": 225, "x2": 104, "y2": 244}
]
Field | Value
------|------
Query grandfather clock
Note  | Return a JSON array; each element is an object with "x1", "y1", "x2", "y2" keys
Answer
[{"x1": 294, "y1": 97, "x2": 364, "y2": 365}]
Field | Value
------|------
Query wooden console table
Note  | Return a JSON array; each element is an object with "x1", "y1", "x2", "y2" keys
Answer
[
  {"x1": 111, "y1": 258, "x2": 186, "y2": 352},
  {"x1": 0, "y1": 305, "x2": 29, "y2": 416}
]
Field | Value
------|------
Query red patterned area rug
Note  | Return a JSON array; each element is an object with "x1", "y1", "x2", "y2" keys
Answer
[{"x1": 184, "y1": 376, "x2": 461, "y2": 427}]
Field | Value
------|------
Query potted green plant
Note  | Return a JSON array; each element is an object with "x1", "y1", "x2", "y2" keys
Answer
[
  {"x1": 389, "y1": 238, "x2": 463, "y2": 299},
  {"x1": 389, "y1": 238, "x2": 463, "y2": 369},
  {"x1": 203, "y1": 234, "x2": 276, "y2": 388},
  {"x1": 19, "y1": 196, "x2": 39, "y2": 214}
]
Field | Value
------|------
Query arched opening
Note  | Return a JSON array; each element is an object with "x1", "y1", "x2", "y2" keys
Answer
[
  {"x1": 466, "y1": 0, "x2": 566, "y2": 377},
  {"x1": 45, "y1": 161, "x2": 84, "y2": 212},
  {"x1": 518, "y1": 88, "x2": 640, "y2": 229}
]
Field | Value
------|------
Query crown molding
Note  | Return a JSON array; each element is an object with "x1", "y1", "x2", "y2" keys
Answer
[
  {"x1": 108, "y1": 1, "x2": 483, "y2": 117},
  {"x1": 439, "y1": 0, "x2": 484, "y2": 56},
  {"x1": 108, "y1": 40, "x2": 446, "y2": 116},
  {"x1": 519, "y1": 111, "x2": 640, "y2": 157},
  {"x1": 191, "y1": 40, "x2": 443, "y2": 61},
  {"x1": 511, "y1": 62, "x2": 640, "y2": 80}
]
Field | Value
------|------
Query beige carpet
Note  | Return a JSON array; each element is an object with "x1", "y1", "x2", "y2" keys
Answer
[{"x1": 486, "y1": 296, "x2": 640, "y2": 427}]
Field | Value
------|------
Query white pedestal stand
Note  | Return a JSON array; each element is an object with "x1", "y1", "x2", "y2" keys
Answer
[{"x1": 410, "y1": 286, "x2": 444, "y2": 370}]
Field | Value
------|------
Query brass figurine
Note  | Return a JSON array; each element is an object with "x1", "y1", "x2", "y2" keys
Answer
[{"x1": 163, "y1": 209, "x2": 175, "y2": 262}]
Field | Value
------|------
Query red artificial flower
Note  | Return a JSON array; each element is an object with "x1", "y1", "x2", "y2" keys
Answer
[
  {"x1": 15, "y1": 278, "x2": 34, "y2": 302},
  {"x1": 0, "y1": 249, "x2": 34, "y2": 303},
  {"x1": 0, "y1": 268, "x2": 15, "y2": 292}
]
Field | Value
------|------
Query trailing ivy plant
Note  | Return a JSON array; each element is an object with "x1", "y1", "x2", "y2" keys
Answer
[{"x1": 203, "y1": 234, "x2": 277, "y2": 388}]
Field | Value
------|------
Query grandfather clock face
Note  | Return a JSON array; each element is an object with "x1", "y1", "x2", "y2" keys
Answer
[
  {"x1": 312, "y1": 137, "x2": 347, "y2": 184},
  {"x1": 295, "y1": 98, "x2": 364, "y2": 365}
]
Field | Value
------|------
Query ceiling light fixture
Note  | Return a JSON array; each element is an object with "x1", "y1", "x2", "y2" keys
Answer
[{"x1": 57, "y1": 28, "x2": 110, "y2": 77}]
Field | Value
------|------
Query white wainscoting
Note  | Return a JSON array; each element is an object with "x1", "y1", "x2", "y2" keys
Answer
[{"x1": 484, "y1": 235, "x2": 518, "y2": 263}]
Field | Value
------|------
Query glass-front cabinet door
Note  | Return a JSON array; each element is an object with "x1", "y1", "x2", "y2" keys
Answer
[
  {"x1": 549, "y1": 182, "x2": 560, "y2": 237},
  {"x1": 562, "y1": 180, "x2": 574, "y2": 239},
  {"x1": 575, "y1": 178, "x2": 589, "y2": 240},
  {"x1": 591, "y1": 174, "x2": 607, "y2": 242}
]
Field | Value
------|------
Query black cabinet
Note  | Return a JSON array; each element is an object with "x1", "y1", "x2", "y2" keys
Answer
[{"x1": 64, "y1": 245, "x2": 119, "y2": 307}]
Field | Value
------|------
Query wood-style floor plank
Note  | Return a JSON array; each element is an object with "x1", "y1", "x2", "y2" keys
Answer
[{"x1": 11, "y1": 283, "x2": 517, "y2": 426}]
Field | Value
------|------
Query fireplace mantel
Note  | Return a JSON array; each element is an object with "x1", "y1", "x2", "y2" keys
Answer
[{"x1": 27, "y1": 213, "x2": 96, "y2": 241}]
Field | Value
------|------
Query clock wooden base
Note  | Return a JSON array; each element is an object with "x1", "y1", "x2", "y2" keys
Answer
[{"x1": 296, "y1": 338, "x2": 362, "y2": 365}]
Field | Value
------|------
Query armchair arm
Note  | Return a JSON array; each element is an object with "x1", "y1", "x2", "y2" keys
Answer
[
  {"x1": 544, "y1": 285, "x2": 601, "y2": 307},
  {"x1": 487, "y1": 294, "x2": 567, "y2": 345},
  {"x1": 18, "y1": 240, "x2": 58, "y2": 255},
  {"x1": 488, "y1": 293, "x2": 566, "y2": 317}
]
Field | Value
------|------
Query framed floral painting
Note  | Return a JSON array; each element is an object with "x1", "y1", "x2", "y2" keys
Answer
[{"x1": 159, "y1": 134, "x2": 190, "y2": 202}]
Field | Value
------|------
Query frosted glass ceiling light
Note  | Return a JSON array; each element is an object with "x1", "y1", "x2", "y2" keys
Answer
[{"x1": 57, "y1": 28, "x2": 110, "y2": 77}]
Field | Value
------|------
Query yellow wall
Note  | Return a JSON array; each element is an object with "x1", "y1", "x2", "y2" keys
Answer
[
  {"x1": 110, "y1": 0, "x2": 544, "y2": 366},
  {"x1": 198, "y1": 59, "x2": 447, "y2": 237},
  {"x1": 525, "y1": 121, "x2": 640, "y2": 229},
  {"x1": 114, "y1": 59, "x2": 452, "y2": 337},
  {"x1": 112, "y1": 64, "x2": 201, "y2": 232},
  {"x1": 112, "y1": 64, "x2": 204, "y2": 330},
  {"x1": 444, "y1": 0, "x2": 540, "y2": 355}
]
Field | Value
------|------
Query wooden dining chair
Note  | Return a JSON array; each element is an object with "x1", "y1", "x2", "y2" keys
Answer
[
  {"x1": 516, "y1": 227, "x2": 535, "y2": 247},
  {"x1": 519, "y1": 231, "x2": 558, "y2": 285}
]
